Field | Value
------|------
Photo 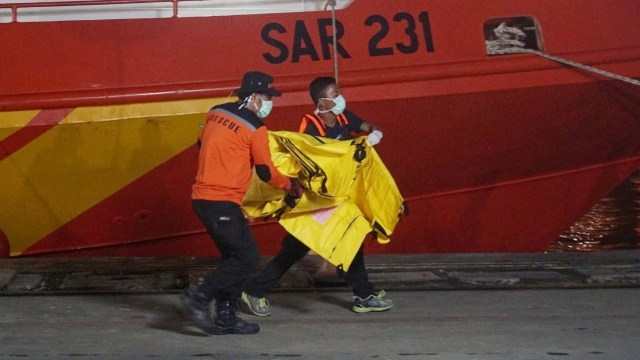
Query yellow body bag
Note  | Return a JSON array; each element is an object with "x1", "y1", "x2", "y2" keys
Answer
[{"x1": 243, "y1": 131, "x2": 404, "y2": 270}]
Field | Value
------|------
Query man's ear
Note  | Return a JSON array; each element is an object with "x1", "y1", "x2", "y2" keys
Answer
[{"x1": 249, "y1": 93, "x2": 259, "y2": 106}]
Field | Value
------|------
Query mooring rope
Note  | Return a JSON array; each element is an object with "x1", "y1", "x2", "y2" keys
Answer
[{"x1": 486, "y1": 23, "x2": 640, "y2": 87}]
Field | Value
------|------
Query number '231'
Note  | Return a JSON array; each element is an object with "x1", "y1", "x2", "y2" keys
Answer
[{"x1": 366, "y1": 11, "x2": 435, "y2": 56}]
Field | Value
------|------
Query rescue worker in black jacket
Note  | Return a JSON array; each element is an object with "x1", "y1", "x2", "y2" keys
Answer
[{"x1": 239, "y1": 76, "x2": 392, "y2": 316}]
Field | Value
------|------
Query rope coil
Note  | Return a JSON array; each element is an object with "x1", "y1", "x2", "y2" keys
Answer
[{"x1": 486, "y1": 23, "x2": 640, "y2": 87}]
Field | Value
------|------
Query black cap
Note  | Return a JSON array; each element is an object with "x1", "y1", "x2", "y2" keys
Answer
[{"x1": 234, "y1": 71, "x2": 282, "y2": 97}]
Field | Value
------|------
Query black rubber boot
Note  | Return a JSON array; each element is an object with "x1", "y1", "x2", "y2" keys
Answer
[
  {"x1": 213, "y1": 300, "x2": 260, "y2": 335},
  {"x1": 180, "y1": 289, "x2": 218, "y2": 335}
]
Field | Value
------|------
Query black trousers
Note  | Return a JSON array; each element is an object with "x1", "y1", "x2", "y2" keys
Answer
[
  {"x1": 244, "y1": 233, "x2": 375, "y2": 299},
  {"x1": 192, "y1": 200, "x2": 260, "y2": 302}
]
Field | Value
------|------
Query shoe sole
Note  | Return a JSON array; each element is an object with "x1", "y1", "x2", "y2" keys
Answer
[
  {"x1": 352, "y1": 304, "x2": 394, "y2": 313},
  {"x1": 185, "y1": 323, "x2": 260, "y2": 335},
  {"x1": 239, "y1": 306, "x2": 271, "y2": 317},
  {"x1": 204, "y1": 325, "x2": 260, "y2": 335}
]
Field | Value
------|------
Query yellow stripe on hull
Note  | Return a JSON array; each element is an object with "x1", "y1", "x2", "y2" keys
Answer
[
  {"x1": 0, "y1": 98, "x2": 226, "y2": 255},
  {"x1": 0, "y1": 110, "x2": 41, "y2": 142}
]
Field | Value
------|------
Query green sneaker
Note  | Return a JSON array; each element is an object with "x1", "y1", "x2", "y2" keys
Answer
[
  {"x1": 352, "y1": 289, "x2": 394, "y2": 313},
  {"x1": 239, "y1": 291, "x2": 271, "y2": 317}
]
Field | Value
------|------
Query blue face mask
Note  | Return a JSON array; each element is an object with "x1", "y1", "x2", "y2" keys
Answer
[
  {"x1": 257, "y1": 99, "x2": 273, "y2": 118},
  {"x1": 247, "y1": 94, "x2": 273, "y2": 118},
  {"x1": 329, "y1": 95, "x2": 346, "y2": 115},
  {"x1": 318, "y1": 94, "x2": 347, "y2": 115}
]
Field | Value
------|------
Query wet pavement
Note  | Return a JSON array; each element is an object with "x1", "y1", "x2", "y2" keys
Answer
[{"x1": 1, "y1": 251, "x2": 640, "y2": 359}]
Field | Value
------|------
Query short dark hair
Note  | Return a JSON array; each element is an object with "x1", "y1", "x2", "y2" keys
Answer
[{"x1": 309, "y1": 76, "x2": 336, "y2": 105}]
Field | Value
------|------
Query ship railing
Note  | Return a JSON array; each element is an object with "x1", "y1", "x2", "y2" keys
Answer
[
  {"x1": 1, "y1": 0, "x2": 197, "y2": 22},
  {"x1": 0, "y1": 0, "x2": 343, "y2": 23}
]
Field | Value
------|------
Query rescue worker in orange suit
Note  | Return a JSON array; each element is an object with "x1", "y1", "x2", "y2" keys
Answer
[
  {"x1": 239, "y1": 76, "x2": 392, "y2": 316},
  {"x1": 181, "y1": 71, "x2": 303, "y2": 335}
]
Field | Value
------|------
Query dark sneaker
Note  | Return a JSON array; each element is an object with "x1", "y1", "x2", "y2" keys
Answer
[
  {"x1": 180, "y1": 289, "x2": 218, "y2": 334},
  {"x1": 352, "y1": 289, "x2": 394, "y2": 313},
  {"x1": 238, "y1": 291, "x2": 271, "y2": 317}
]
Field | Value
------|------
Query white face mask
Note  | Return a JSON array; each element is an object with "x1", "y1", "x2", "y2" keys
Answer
[
  {"x1": 245, "y1": 94, "x2": 273, "y2": 118},
  {"x1": 257, "y1": 99, "x2": 273, "y2": 118},
  {"x1": 317, "y1": 94, "x2": 346, "y2": 115}
]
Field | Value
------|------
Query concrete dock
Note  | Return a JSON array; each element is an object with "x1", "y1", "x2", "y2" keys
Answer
[{"x1": 1, "y1": 251, "x2": 640, "y2": 359}]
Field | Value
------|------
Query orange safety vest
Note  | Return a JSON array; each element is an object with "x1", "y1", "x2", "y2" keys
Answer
[{"x1": 299, "y1": 113, "x2": 349, "y2": 136}]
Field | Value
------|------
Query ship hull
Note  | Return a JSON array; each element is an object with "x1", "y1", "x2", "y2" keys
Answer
[{"x1": 1, "y1": 0, "x2": 640, "y2": 257}]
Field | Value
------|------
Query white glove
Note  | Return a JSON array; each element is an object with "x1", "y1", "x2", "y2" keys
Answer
[{"x1": 366, "y1": 130, "x2": 383, "y2": 146}]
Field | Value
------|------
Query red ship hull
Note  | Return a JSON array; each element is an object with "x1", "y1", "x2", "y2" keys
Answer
[{"x1": 1, "y1": 0, "x2": 640, "y2": 257}]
